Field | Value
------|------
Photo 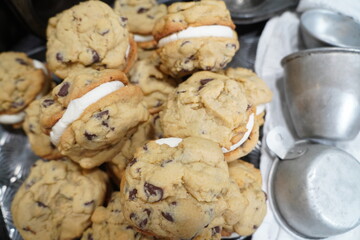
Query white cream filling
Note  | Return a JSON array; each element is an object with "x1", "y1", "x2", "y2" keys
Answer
[
  {"x1": 158, "y1": 25, "x2": 234, "y2": 47},
  {"x1": 256, "y1": 104, "x2": 266, "y2": 115},
  {"x1": 155, "y1": 138, "x2": 183, "y2": 147},
  {"x1": 134, "y1": 34, "x2": 154, "y2": 42},
  {"x1": 222, "y1": 113, "x2": 255, "y2": 153},
  {"x1": 0, "y1": 60, "x2": 49, "y2": 125},
  {"x1": 0, "y1": 112, "x2": 26, "y2": 124},
  {"x1": 50, "y1": 81, "x2": 124, "y2": 145}
]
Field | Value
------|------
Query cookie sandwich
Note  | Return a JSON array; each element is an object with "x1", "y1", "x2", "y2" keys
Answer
[
  {"x1": 39, "y1": 68, "x2": 149, "y2": 169},
  {"x1": 23, "y1": 98, "x2": 62, "y2": 160},
  {"x1": 46, "y1": 1, "x2": 137, "y2": 79},
  {"x1": 160, "y1": 71, "x2": 260, "y2": 161},
  {"x1": 0, "y1": 52, "x2": 50, "y2": 127},
  {"x1": 222, "y1": 68, "x2": 273, "y2": 125},
  {"x1": 114, "y1": 0, "x2": 167, "y2": 49},
  {"x1": 120, "y1": 137, "x2": 233, "y2": 239},
  {"x1": 153, "y1": 0, "x2": 239, "y2": 77},
  {"x1": 11, "y1": 158, "x2": 108, "y2": 240}
]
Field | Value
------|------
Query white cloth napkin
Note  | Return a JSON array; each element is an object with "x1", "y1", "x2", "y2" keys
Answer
[{"x1": 252, "y1": 1, "x2": 360, "y2": 239}]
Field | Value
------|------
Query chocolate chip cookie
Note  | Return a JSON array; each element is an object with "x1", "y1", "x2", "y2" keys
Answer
[
  {"x1": 81, "y1": 192, "x2": 157, "y2": 240},
  {"x1": 225, "y1": 160, "x2": 267, "y2": 236},
  {"x1": 114, "y1": 0, "x2": 167, "y2": 49},
  {"x1": 128, "y1": 51, "x2": 177, "y2": 113},
  {"x1": 0, "y1": 52, "x2": 49, "y2": 125},
  {"x1": 160, "y1": 71, "x2": 259, "y2": 161},
  {"x1": 23, "y1": 98, "x2": 62, "y2": 159},
  {"x1": 120, "y1": 137, "x2": 231, "y2": 239},
  {"x1": 11, "y1": 158, "x2": 108, "y2": 240},
  {"x1": 153, "y1": 0, "x2": 239, "y2": 77},
  {"x1": 46, "y1": 1, "x2": 137, "y2": 79}
]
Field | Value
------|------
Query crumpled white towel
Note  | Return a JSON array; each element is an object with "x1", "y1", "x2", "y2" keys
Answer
[{"x1": 253, "y1": 4, "x2": 360, "y2": 240}]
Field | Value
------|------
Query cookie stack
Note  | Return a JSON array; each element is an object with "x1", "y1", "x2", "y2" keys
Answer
[{"x1": 6, "y1": 0, "x2": 273, "y2": 240}]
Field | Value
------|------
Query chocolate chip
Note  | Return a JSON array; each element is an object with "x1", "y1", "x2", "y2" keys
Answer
[
  {"x1": 87, "y1": 233, "x2": 94, "y2": 240},
  {"x1": 121, "y1": 16, "x2": 128, "y2": 21},
  {"x1": 144, "y1": 182, "x2": 163, "y2": 202},
  {"x1": 99, "y1": 29, "x2": 110, "y2": 36},
  {"x1": 211, "y1": 226, "x2": 221, "y2": 236},
  {"x1": 130, "y1": 213, "x2": 137, "y2": 220},
  {"x1": 153, "y1": 115, "x2": 160, "y2": 124},
  {"x1": 102, "y1": 121, "x2": 109, "y2": 128},
  {"x1": 111, "y1": 209, "x2": 121, "y2": 213},
  {"x1": 129, "y1": 189, "x2": 137, "y2": 200},
  {"x1": 171, "y1": 201, "x2": 177, "y2": 206},
  {"x1": 126, "y1": 226, "x2": 133, "y2": 230},
  {"x1": 144, "y1": 208, "x2": 151, "y2": 216},
  {"x1": 139, "y1": 218, "x2": 148, "y2": 229},
  {"x1": 22, "y1": 227, "x2": 36, "y2": 234},
  {"x1": 11, "y1": 100, "x2": 24, "y2": 108},
  {"x1": 36, "y1": 201, "x2": 47, "y2": 208},
  {"x1": 161, "y1": 212, "x2": 174, "y2": 222},
  {"x1": 84, "y1": 131, "x2": 97, "y2": 140},
  {"x1": 42, "y1": 99, "x2": 55, "y2": 108},
  {"x1": 29, "y1": 124, "x2": 35, "y2": 134},
  {"x1": 181, "y1": 41, "x2": 190, "y2": 47},
  {"x1": 200, "y1": 78, "x2": 214, "y2": 86},
  {"x1": 226, "y1": 43, "x2": 237, "y2": 49},
  {"x1": 94, "y1": 110, "x2": 109, "y2": 119},
  {"x1": 129, "y1": 158, "x2": 137, "y2": 167},
  {"x1": 160, "y1": 159, "x2": 173, "y2": 167},
  {"x1": 56, "y1": 52, "x2": 64, "y2": 62},
  {"x1": 57, "y1": 82, "x2": 70, "y2": 97},
  {"x1": 253, "y1": 225, "x2": 258, "y2": 230},
  {"x1": 137, "y1": 7, "x2": 149, "y2": 14},
  {"x1": 143, "y1": 144, "x2": 148, "y2": 151},
  {"x1": 15, "y1": 58, "x2": 29, "y2": 66},
  {"x1": 176, "y1": 90, "x2": 186, "y2": 94},
  {"x1": 84, "y1": 200, "x2": 95, "y2": 206},
  {"x1": 90, "y1": 49, "x2": 100, "y2": 64}
]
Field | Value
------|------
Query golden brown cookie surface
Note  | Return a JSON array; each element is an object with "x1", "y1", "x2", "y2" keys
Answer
[
  {"x1": 46, "y1": 1, "x2": 133, "y2": 79},
  {"x1": 11, "y1": 159, "x2": 108, "y2": 240}
]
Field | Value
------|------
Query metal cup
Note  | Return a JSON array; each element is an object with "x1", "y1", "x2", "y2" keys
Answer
[
  {"x1": 300, "y1": 9, "x2": 360, "y2": 49},
  {"x1": 281, "y1": 48, "x2": 360, "y2": 140},
  {"x1": 268, "y1": 141, "x2": 360, "y2": 239}
]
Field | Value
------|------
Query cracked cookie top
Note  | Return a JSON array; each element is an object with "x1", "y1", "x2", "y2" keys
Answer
[
  {"x1": 120, "y1": 137, "x2": 230, "y2": 239},
  {"x1": 11, "y1": 158, "x2": 108, "y2": 240},
  {"x1": 46, "y1": 1, "x2": 133, "y2": 79},
  {"x1": 0, "y1": 52, "x2": 47, "y2": 114}
]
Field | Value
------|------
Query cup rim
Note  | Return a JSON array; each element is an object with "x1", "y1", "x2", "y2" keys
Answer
[{"x1": 280, "y1": 47, "x2": 360, "y2": 67}]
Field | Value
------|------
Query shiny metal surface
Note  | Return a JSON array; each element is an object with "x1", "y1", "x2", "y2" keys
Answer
[
  {"x1": 281, "y1": 48, "x2": 360, "y2": 140},
  {"x1": 268, "y1": 142, "x2": 360, "y2": 239},
  {"x1": 300, "y1": 9, "x2": 360, "y2": 49}
]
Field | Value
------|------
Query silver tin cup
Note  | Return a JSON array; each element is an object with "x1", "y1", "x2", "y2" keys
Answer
[
  {"x1": 268, "y1": 142, "x2": 360, "y2": 239},
  {"x1": 281, "y1": 48, "x2": 360, "y2": 140},
  {"x1": 300, "y1": 9, "x2": 360, "y2": 49}
]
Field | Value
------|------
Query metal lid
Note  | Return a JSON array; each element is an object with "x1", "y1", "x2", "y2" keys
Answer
[{"x1": 268, "y1": 142, "x2": 360, "y2": 239}]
